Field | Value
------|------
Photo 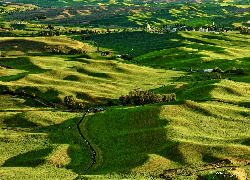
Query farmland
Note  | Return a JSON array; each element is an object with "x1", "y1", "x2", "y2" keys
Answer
[{"x1": 1, "y1": 0, "x2": 250, "y2": 179}]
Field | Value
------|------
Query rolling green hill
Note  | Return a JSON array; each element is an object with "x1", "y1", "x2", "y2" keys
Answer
[
  {"x1": 0, "y1": 36, "x2": 183, "y2": 105},
  {"x1": 77, "y1": 79, "x2": 250, "y2": 179},
  {"x1": 1, "y1": 0, "x2": 250, "y2": 179}
]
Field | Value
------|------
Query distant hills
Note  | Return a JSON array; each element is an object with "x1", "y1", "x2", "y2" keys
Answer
[
  {"x1": 3, "y1": 0, "x2": 250, "y2": 28},
  {"x1": 1, "y1": 0, "x2": 246, "y2": 7}
]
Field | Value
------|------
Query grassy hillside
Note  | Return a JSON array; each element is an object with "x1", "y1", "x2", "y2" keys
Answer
[
  {"x1": 0, "y1": 94, "x2": 93, "y2": 180},
  {"x1": 77, "y1": 79, "x2": 250, "y2": 179},
  {"x1": 91, "y1": 31, "x2": 250, "y2": 83},
  {"x1": 0, "y1": 36, "x2": 184, "y2": 105},
  {"x1": 1, "y1": 1, "x2": 250, "y2": 179}
]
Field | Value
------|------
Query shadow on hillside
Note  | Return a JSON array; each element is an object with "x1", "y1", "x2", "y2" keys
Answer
[
  {"x1": 0, "y1": 57, "x2": 41, "y2": 70},
  {"x1": 91, "y1": 31, "x2": 186, "y2": 58},
  {"x1": 34, "y1": 116, "x2": 93, "y2": 173},
  {"x1": 2, "y1": 147, "x2": 53, "y2": 167},
  {"x1": 202, "y1": 153, "x2": 221, "y2": 163},
  {"x1": 0, "y1": 39, "x2": 47, "y2": 53},
  {"x1": 176, "y1": 80, "x2": 217, "y2": 101},
  {"x1": 81, "y1": 106, "x2": 192, "y2": 175},
  {"x1": 242, "y1": 138, "x2": 250, "y2": 146},
  {"x1": 77, "y1": 68, "x2": 112, "y2": 79},
  {"x1": 1, "y1": 112, "x2": 93, "y2": 172},
  {"x1": 3, "y1": 112, "x2": 39, "y2": 129},
  {"x1": 76, "y1": 92, "x2": 107, "y2": 103},
  {"x1": 0, "y1": 56, "x2": 50, "y2": 82}
]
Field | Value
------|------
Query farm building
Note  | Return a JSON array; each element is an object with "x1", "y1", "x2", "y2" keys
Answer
[{"x1": 196, "y1": 69, "x2": 213, "y2": 73}]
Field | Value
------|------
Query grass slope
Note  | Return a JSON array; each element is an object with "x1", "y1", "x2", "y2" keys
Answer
[
  {"x1": 133, "y1": 31, "x2": 250, "y2": 79},
  {"x1": 0, "y1": 36, "x2": 184, "y2": 105},
  {"x1": 0, "y1": 94, "x2": 93, "y2": 180},
  {"x1": 78, "y1": 79, "x2": 250, "y2": 179}
]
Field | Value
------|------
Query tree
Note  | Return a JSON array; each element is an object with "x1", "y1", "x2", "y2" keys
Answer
[
  {"x1": 108, "y1": 100, "x2": 114, "y2": 106},
  {"x1": 47, "y1": 24, "x2": 54, "y2": 30},
  {"x1": 55, "y1": 30, "x2": 60, "y2": 36},
  {"x1": 64, "y1": 95, "x2": 76, "y2": 108},
  {"x1": 217, "y1": 73, "x2": 222, "y2": 79},
  {"x1": 213, "y1": 67, "x2": 222, "y2": 73},
  {"x1": 236, "y1": 68, "x2": 244, "y2": 75},
  {"x1": 73, "y1": 102, "x2": 85, "y2": 109}
]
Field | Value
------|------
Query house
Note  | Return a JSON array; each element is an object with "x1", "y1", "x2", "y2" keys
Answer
[{"x1": 196, "y1": 69, "x2": 213, "y2": 73}]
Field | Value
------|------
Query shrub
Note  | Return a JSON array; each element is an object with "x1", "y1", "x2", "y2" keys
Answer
[
  {"x1": 121, "y1": 54, "x2": 133, "y2": 60},
  {"x1": 30, "y1": 93, "x2": 36, "y2": 98},
  {"x1": 20, "y1": 90, "x2": 26, "y2": 95},
  {"x1": 107, "y1": 100, "x2": 114, "y2": 106}
]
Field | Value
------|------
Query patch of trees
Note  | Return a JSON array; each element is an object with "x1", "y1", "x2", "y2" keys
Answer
[
  {"x1": 64, "y1": 95, "x2": 85, "y2": 110},
  {"x1": 0, "y1": 4, "x2": 38, "y2": 15},
  {"x1": 225, "y1": 67, "x2": 244, "y2": 75},
  {"x1": 213, "y1": 66, "x2": 245, "y2": 79},
  {"x1": 38, "y1": 30, "x2": 60, "y2": 36},
  {"x1": 240, "y1": 27, "x2": 250, "y2": 34},
  {"x1": 119, "y1": 90, "x2": 176, "y2": 106},
  {"x1": 35, "y1": 15, "x2": 46, "y2": 20},
  {"x1": 0, "y1": 32, "x2": 15, "y2": 37},
  {"x1": 45, "y1": 45, "x2": 86, "y2": 55}
]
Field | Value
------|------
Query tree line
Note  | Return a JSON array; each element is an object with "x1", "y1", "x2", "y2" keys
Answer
[{"x1": 119, "y1": 90, "x2": 176, "y2": 106}]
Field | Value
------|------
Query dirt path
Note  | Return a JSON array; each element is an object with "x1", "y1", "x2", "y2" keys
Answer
[
  {"x1": 75, "y1": 112, "x2": 96, "y2": 177},
  {"x1": 176, "y1": 82, "x2": 198, "y2": 94}
]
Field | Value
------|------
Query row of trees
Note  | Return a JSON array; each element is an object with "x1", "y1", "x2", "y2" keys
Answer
[
  {"x1": 38, "y1": 30, "x2": 60, "y2": 36},
  {"x1": 214, "y1": 67, "x2": 245, "y2": 75},
  {"x1": 0, "y1": 4, "x2": 38, "y2": 15},
  {"x1": 64, "y1": 90, "x2": 176, "y2": 110},
  {"x1": 52, "y1": 48, "x2": 86, "y2": 55},
  {"x1": 119, "y1": 90, "x2": 176, "y2": 106}
]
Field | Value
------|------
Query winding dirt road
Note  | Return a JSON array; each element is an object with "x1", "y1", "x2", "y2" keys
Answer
[{"x1": 76, "y1": 112, "x2": 96, "y2": 175}]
